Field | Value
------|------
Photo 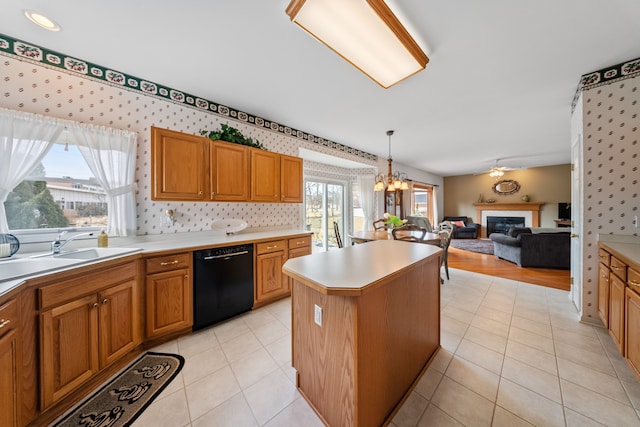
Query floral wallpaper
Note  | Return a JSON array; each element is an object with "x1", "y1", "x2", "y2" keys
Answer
[
  {"x1": 575, "y1": 71, "x2": 640, "y2": 322},
  {"x1": 0, "y1": 35, "x2": 378, "y2": 236}
]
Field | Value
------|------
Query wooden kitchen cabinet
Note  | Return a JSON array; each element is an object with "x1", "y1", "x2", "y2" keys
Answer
[
  {"x1": 210, "y1": 140, "x2": 249, "y2": 201},
  {"x1": 152, "y1": 126, "x2": 302, "y2": 203},
  {"x1": 597, "y1": 248, "x2": 611, "y2": 327},
  {"x1": 626, "y1": 270, "x2": 640, "y2": 378},
  {"x1": 152, "y1": 126, "x2": 208, "y2": 201},
  {"x1": 280, "y1": 154, "x2": 303, "y2": 203},
  {"x1": 287, "y1": 235, "x2": 312, "y2": 289},
  {"x1": 39, "y1": 261, "x2": 140, "y2": 409},
  {"x1": 251, "y1": 149, "x2": 280, "y2": 202},
  {"x1": 145, "y1": 252, "x2": 192, "y2": 339},
  {"x1": 609, "y1": 274, "x2": 626, "y2": 354},
  {"x1": 0, "y1": 298, "x2": 21, "y2": 427},
  {"x1": 255, "y1": 240, "x2": 288, "y2": 307}
]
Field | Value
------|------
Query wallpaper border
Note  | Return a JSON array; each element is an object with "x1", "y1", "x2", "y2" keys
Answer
[
  {"x1": 572, "y1": 56, "x2": 640, "y2": 111},
  {"x1": 0, "y1": 33, "x2": 377, "y2": 162}
]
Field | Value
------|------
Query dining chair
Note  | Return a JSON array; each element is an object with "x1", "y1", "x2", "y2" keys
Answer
[
  {"x1": 391, "y1": 224, "x2": 427, "y2": 242},
  {"x1": 333, "y1": 221, "x2": 344, "y2": 248},
  {"x1": 372, "y1": 218, "x2": 388, "y2": 230},
  {"x1": 406, "y1": 216, "x2": 433, "y2": 232}
]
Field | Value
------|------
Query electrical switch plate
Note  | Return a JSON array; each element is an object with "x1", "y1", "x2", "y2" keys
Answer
[{"x1": 314, "y1": 304, "x2": 322, "y2": 326}]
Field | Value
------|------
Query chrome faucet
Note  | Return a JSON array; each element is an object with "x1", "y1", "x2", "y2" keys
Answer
[{"x1": 51, "y1": 231, "x2": 94, "y2": 254}]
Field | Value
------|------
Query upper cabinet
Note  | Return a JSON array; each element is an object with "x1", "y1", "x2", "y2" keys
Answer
[
  {"x1": 151, "y1": 126, "x2": 302, "y2": 203},
  {"x1": 152, "y1": 126, "x2": 208, "y2": 201},
  {"x1": 281, "y1": 155, "x2": 303, "y2": 203},
  {"x1": 210, "y1": 141, "x2": 249, "y2": 201}
]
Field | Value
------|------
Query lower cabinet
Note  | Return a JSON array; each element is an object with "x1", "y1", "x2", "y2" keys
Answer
[
  {"x1": 39, "y1": 261, "x2": 139, "y2": 409},
  {"x1": 0, "y1": 298, "x2": 21, "y2": 427},
  {"x1": 255, "y1": 240, "x2": 288, "y2": 307},
  {"x1": 597, "y1": 261, "x2": 610, "y2": 327},
  {"x1": 145, "y1": 252, "x2": 192, "y2": 338},
  {"x1": 609, "y1": 274, "x2": 625, "y2": 354},
  {"x1": 626, "y1": 286, "x2": 640, "y2": 378}
]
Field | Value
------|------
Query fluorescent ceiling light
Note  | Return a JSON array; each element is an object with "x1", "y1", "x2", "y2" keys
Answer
[
  {"x1": 286, "y1": 0, "x2": 428, "y2": 89},
  {"x1": 23, "y1": 10, "x2": 61, "y2": 32}
]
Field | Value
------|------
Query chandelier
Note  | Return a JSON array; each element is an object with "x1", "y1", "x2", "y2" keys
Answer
[{"x1": 374, "y1": 130, "x2": 409, "y2": 192}]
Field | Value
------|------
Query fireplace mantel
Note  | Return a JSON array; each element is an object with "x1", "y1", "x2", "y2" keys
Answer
[{"x1": 473, "y1": 202, "x2": 545, "y2": 237}]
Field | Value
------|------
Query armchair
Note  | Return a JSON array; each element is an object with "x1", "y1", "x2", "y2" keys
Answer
[{"x1": 442, "y1": 216, "x2": 480, "y2": 239}]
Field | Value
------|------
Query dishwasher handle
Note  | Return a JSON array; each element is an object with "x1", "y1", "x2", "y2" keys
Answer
[{"x1": 203, "y1": 250, "x2": 250, "y2": 260}]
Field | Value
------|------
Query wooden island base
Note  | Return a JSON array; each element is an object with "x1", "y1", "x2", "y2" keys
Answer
[{"x1": 284, "y1": 240, "x2": 442, "y2": 426}]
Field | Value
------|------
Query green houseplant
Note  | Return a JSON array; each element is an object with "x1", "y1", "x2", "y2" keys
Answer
[{"x1": 200, "y1": 124, "x2": 266, "y2": 150}]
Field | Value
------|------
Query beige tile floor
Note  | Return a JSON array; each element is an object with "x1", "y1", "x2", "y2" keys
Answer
[{"x1": 133, "y1": 268, "x2": 640, "y2": 426}]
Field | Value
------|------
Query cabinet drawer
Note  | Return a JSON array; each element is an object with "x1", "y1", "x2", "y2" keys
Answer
[
  {"x1": 146, "y1": 252, "x2": 191, "y2": 274},
  {"x1": 0, "y1": 298, "x2": 18, "y2": 337},
  {"x1": 39, "y1": 261, "x2": 137, "y2": 309},
  {"x1": 289, "y1": 246, "x2": 311, "y2": 259},
  {"x1": 611, "y1": 256, "x2": 627, "y2": 281},
  {"x1": 629, "y1": 268, "x2": 640, "y2": 295},
  {"x1": 289, "y1": 236, "x2": 311, "y2": 249},
  {"x1": 598, "y1": 249, "x2": 611, "y2": 267},
  {"x1": 256, "y1": 240, "x2": 287, "y2": 255}
]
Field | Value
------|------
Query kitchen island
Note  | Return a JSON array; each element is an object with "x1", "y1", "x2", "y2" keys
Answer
[{"x1": 282, "y1": 240, "x2": 442, "y2": 426}]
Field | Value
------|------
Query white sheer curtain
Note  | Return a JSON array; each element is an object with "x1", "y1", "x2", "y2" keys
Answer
[
  {"x1": 68, "y1": 124, "x2": 138, "y2": 236},
  {"x1": 357, "y1": 174, "x2": 376, "y2": 231},
  {"x1": 0, "y1": 108, "x2": 64, "y2": 233},
  {"x1": 432, "y1": 186, "x2": 440, "y2": 226}
]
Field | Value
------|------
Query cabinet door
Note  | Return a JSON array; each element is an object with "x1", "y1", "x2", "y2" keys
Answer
[
  {"x1": 146, "y1": 268, "x2": 192, "y2": 338},
  {"x1": 626, "y1": 287, "x2": 640, "y2": 378},
  {"x1": 151, "y1": 126, "x2": 208, "y2": 201},
  {"x1": 256, "y1": 250, "x2": 288, "y2": 304},
  {"x1": 41, "y1": 294, "x2": 99, "y2": 409},
  {"x1": 210, "y1": 140, "x2": 249, "y2": 201},
  {"x1": 598, "y1": 263, "x2": 610, "y2": 327},
  {"x1": 0, "y1": 298, "x2": 20, "y2": 427},
  {"x1": 280, "y1": 155, "x2": 303, "y2": 203},
  {"x1": 609, "y1": 275, "x2": 625, "y2": 354},
  {"x1": 0, "y1": 330, "x2": 20, "y2": 427},
  {"x1": 99, "y1": 280, "x2": 140, "y2": 367},
  {"x1": 251, "y1": 150, "x2": 280, "y2": 202}
]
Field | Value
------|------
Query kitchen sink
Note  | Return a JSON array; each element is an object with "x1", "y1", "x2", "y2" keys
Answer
[{"x1": 31, "y1": 247, "x2": 141, "y2": 260}]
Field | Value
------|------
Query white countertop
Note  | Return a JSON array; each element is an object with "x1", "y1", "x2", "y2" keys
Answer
[
  {"x1": 283, "y1": 240, "x2": 441, "y2": 294},
  {"x1": 0, "y1": 228, "x2": 311, "y2": 296}
]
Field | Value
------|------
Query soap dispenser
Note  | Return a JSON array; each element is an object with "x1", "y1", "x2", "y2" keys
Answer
[{"x1": 97, "y1": 230, "x2": 109, "y2": 247}]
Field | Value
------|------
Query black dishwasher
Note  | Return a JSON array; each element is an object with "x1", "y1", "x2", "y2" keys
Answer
[{"x1": 193, "y1": 244, "x2": 254, "y2": 331}]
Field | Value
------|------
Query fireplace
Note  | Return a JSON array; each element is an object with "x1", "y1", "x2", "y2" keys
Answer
[
  {"x1": 486, "y1": 216, "x2": 525, "y2": 235},
  {"x1": 473, "y1": 202, "x2": 544, "y2": 238}
]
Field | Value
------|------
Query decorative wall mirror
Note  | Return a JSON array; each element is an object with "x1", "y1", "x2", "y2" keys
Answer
[{"x1": 492, "y1": 179, "x2": 520, "y2": 195}]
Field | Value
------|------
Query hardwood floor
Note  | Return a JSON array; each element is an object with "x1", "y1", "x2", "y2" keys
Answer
[{"x1": 447, "y1": 246, "x2": 570, "y2": 291}]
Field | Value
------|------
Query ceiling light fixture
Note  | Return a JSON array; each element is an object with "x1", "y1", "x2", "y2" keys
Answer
[
  {"x1": 489, "y1": 169, "x2": 504, "y2": 178},
  {"x1": 374, "y1": 130, "x2": 408, "y2": 192},
  {"x1": 285, "y1": 0, "x2": 428, "y2": 89},
  {"x1": 23, "y1": 10, "x2": 61, "y2": 32}
]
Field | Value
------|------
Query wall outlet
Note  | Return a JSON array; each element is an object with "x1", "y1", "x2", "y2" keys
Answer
[{"x1": 314, "y1": 304, "x2": 323, "y2": 327}]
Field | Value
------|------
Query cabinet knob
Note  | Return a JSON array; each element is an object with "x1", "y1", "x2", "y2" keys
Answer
[
  {"x1": 570, "y1": 233, "x2": 579, "y2": 238},
  {"x1": 629, "y1": 280, "x2": 640, "y2": 287},
  {"x1": 211, "y1": 192, "x2": 215, "y2": 197},
  {"x1": 0, "y1": 319, "x2": 10, "y2": 329},
  {"x1": 184, "y1": 274, "x2": 189, "y2": 279},
  {"x1": 92, "y1": 303, "x2": 99, "y2": 309},
  {"x1": 160, "y1": 260, "x2": 180, "y2": 266},
  {"x1": 198, "y1": 191, "x2": 203, "y2": 195},
  {"x1": 102, "y1": 298, "x2": 109, "y2": 305},
  {"x1": 612, "y1": 266, "x2": 624, "y2": 271}
]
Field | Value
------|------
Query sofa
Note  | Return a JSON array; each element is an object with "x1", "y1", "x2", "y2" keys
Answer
[
  {"x1": 489, "y1": 227, "x2": 570, "y2": 269},
  {"x1": 442, "y1": 216, "x2": 480, "y2": 239}
]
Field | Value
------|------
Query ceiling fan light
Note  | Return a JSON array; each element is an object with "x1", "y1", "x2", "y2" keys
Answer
[{"x1": 285, "y1": 0, "x2": 428, "y2": 88}]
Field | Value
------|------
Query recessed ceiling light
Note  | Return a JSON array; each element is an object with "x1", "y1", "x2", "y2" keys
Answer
[{"x1": 23, "y1": 10, "x2": 61, "y2": 32}]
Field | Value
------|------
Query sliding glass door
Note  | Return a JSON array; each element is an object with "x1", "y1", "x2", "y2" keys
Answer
[{"x1": 305, "y1": 179, "x2": 345, "y2": 251}]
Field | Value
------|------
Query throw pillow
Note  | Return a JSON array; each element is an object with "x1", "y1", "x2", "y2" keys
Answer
[
  {"x1": 508, "y1": 227, "x2": 531, "y2": 238},
  {"x1": 453, "y1": 220, "x2": 466, "y2": 228}
]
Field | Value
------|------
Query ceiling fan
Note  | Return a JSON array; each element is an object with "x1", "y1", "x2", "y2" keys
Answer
[{"x1": 475, "y1": 159, "x2": 522, "y2": 177}]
